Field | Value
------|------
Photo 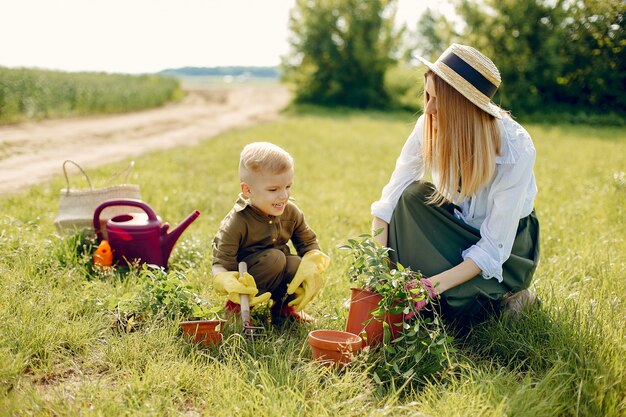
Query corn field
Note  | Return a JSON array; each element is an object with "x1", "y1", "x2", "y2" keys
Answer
[{"x1": 0, "y1": 67, "x2": 182, "y2": 124}]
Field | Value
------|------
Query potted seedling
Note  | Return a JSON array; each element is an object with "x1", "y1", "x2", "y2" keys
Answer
[
  {"x1": 103, "y1": 264, "x2": 227, "y2": 345},
  {"x1": 340, "y1": 233, "x2": 454, "y2": 389},
  {"x1": 179, "y1": 304, "x2": 226, "y2": 347},
  {"x1": 339, "y1": 230, "x2": 429, "y2": 347}
]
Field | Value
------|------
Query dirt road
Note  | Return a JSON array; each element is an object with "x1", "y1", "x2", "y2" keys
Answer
[{"x1": 0, "y1": 84, "x2": 291, "y2": 194}]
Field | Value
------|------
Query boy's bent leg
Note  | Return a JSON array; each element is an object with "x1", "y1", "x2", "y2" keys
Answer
[
  {"x1": 271, "y1": 254, "x2": 301, "y2": 308},
  {"x1": 272, "y1": 254, "x2": 314, "y2": 323},
  {"x1": 284, "y1": 255, "x2": 301, "y2": 294},
  {"x1": 243, "y1": 249, "x2": 287, "y2": 299}
]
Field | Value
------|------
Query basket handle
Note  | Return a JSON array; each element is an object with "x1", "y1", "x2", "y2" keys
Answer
[
  {"x1": 105, "y1": 160, "x2": 135, "y2": 185},
  {"x1": 62, "y1": 160, "x2": 93, "y2": 194},
  {"x1": 62, "y1": 160, "x2": 135, "y2": 194}
]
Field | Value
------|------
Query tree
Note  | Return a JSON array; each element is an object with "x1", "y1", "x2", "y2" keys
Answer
[
  {"x1": 282, "y1": 0, "x2": 401, "y2": 108},
  {"x1": 451, "y1": 0, "x2": 625, "y2": 115},
  {"x1": 403, "y1": 0, "x2": 625, "y2": 118},
  {"x1": 557, "y1": 0, "x2": 626, "y2": 111},
  {"x1": 455, "y1": 0, "x2": 568, "y2": 113},
  {"x1": 411, "y1": 8, "x2": 457, "y2": 63}
]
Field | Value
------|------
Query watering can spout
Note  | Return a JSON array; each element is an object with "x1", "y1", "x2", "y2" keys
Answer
[{"x1": 161, "y1": 210, "x2": 201, "y2": 264}]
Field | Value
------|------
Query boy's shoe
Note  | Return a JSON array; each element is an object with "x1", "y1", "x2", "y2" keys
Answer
[
  {"x1": 224, "y1": 300, "x2": 241, "y2": 319},
  {"x1": 501, "y1": 288, "x2": 538, "y2": 316},
  {"x1": 271, "y1": 304, "x2": 315, "y2": 325}
]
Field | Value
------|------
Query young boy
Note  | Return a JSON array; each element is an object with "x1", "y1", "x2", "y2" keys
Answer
[{"x1": 212, "y1": 142, "x2": 330, "y2": 324}]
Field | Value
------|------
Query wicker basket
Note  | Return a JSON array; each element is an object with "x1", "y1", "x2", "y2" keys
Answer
[{"x1": 54, "y1": 160, "x2": 142, "y2": 235}]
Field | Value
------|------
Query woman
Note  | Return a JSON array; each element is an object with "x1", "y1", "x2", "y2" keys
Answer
[{"x1": 371, "y1": 43, "x2": 540, "y2": 322}]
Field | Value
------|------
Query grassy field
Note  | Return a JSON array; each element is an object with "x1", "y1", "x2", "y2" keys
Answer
[
  {"x1": 0, "y1": 107, "x2": 624, "y2": 416},
  {"x1": 0, "y1": 67, "x2": 182, "y2": 124}
]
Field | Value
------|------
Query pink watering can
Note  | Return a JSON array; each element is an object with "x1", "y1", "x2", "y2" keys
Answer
[{"x1": 93, "y1": 199, "x2": 200, "y2": 268}]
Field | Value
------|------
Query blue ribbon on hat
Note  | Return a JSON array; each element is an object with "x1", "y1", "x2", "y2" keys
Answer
[{"x1": 441, "y1": 52, "x2": 498, "y2": 99}]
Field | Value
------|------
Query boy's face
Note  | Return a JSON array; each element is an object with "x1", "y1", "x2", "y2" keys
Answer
[{"x1": 241, "y1": 168, "x2": 293, "y2": 216}]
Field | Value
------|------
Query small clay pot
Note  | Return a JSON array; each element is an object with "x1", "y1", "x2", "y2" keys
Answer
[
  {"x1": 179, "y1": 320, "x2": 225, "y2": 346},
  {"x1": 345, "y1": 287, "x2": 404, "y2": 347},
  {"x1": 308, "y1": 329, "x2": 362, "y2": 367}
]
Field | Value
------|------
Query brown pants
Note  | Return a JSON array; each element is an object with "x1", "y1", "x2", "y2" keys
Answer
[{"x1": 242, "y1": 249, "x2": 301, "y2": 305}]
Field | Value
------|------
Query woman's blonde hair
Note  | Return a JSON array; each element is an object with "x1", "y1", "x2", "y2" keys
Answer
[
  {"x1": 239, "y1": 142, "x2": 293, "y2": 182},
  {"x1": 423, "y1": 71, "x2": 501, "y2": 205}
]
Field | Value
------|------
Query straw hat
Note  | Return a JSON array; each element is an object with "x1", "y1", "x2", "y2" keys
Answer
[{"x1": 417, "y1": 43, "x2": 502, "y2": 119}]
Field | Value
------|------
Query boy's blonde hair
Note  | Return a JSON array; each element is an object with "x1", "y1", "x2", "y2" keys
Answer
[
  {"x1": 423, "y1": 71, "x2": 501, "y2": 205},
  {"x1": 239, "y1": 142, "x2": 294, "y2": 182}
]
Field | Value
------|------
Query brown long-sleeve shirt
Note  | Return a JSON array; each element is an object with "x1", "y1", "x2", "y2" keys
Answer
[{"x1": 212, "y1": 195, "x2": 320, "y2": 271}]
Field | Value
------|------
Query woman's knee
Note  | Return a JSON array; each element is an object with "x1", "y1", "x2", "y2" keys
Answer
[{"x1": 402, "y1": 181, "x2": 435, "y2": 202}]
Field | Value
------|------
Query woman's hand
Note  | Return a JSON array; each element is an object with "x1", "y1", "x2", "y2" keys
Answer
[
  {"x1": 429, "y1": 258, "x2": 481, "y2": 294},
  {"x1": 404, "y1": 278, "x2": 439, "y2": 320},
  {"x1": 372, "y1": 217, "x2": 389, "y2": 247},
  {"x1": 370, "y1": 217, "x2": 482, "y2": 295}
]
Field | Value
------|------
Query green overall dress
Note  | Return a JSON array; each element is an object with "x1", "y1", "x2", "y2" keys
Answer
[{"x1": 388, "y1": 181, "x2": 540, "y2": 322}]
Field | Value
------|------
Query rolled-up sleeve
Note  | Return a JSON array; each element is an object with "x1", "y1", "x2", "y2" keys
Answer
[
  {"x1": 462, "y1": 143, "x2": 536, "y2": 282},
  {"x1": 212, "y1": 212, "x2": 242, "y2": 271},
  {"x1": 291, "y1": 209, "x2": 320, "y2": 256},
  {"x1": 371, "y1": 115, "x2": 426, "y2": 223}
]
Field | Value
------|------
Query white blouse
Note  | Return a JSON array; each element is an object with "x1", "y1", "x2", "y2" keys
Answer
[{"x1": 371, "y1": 115, "x2": 537, "y2": 282}]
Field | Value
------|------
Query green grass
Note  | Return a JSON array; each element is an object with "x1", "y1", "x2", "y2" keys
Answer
[{"x1": 0, "y1": 108, "x2": 624, "y2": 416}]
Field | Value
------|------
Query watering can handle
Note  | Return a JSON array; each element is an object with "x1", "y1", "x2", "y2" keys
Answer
[{"x1": 93, "y1": 198, "x2": 157, "y2": 240}]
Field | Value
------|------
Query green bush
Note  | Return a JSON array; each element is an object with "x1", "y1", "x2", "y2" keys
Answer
[
  {"x1": 518, "y1": 106, "x2": 626, "y2": 127},
  {"x1": 384, "y1": 64, "x2": 424, "y2": 112}
]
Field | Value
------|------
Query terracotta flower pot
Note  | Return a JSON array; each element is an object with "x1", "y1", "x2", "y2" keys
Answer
[
  {"x1": 308, "y1": 329, "x2": 362, "y2": 367},
  {"x1": 179, "y1": 319, "x2": 225, "y2": 346},
  {"x1": 345, "y1": 287, "x2": 404, "y2": 347}
]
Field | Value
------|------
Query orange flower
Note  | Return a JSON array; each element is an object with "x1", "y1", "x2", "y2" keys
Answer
[{"x1": 93, "y1": 240, "x2": 113, "y2": 267}]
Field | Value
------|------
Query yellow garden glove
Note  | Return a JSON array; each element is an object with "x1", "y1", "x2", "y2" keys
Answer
[
  {"x1": 237, "y1": 291, "x2": 272, "y2": 307},
  {"x1": 231, "y1": 272, "x2": 272, "y2": 306},
  {"x1": 287, "y1": 250, "x2": 330, "y2": 311},
  {"x1": 213, "y1": 271, "x2": 271, "y2": 306},
  {"x1": 289, "y1": 286, "x2": 306, "y2": 309}
]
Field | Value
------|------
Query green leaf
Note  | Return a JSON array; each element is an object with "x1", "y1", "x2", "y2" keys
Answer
[
  {"x1": 402, "y1": 368, "x2": 415, "y2": 379},
  {"x1": 373, "y1": 372, "x2": 383, "y2": 385},
  {"x1": 393, "y1": 362, "x2": 401, "y2": 374}
]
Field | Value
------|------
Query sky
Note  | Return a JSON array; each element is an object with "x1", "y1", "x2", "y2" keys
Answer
[{"x1": 0, "y1": 0, "x2": 452, "y2": 74}]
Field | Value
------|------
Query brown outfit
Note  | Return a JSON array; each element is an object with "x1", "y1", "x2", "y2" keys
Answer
[{"x1": 212, "y1": 195, "x2": 320, "y2": 302}]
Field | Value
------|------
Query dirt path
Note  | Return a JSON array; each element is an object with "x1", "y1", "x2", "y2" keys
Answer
[{"x1": 0, "y1": 84, "x2": 291, "y2": 194}]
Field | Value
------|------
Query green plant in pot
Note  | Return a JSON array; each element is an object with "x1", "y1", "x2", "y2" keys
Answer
[
  {"x1": 153, "y1": 271, "x2": 227, "y2": 347},
  {"x1": 103, "y1": 265, "x2": 226, "y2": 345},
  {"x1": 340, "y1": 231, "x2": 454, "y2": 390},
  {"x1": 179, "y1": 303, "x2": 226, "y2": 347},
  {"x1": 340, "y1": 229, "x2": 430, "y2": 347}
]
